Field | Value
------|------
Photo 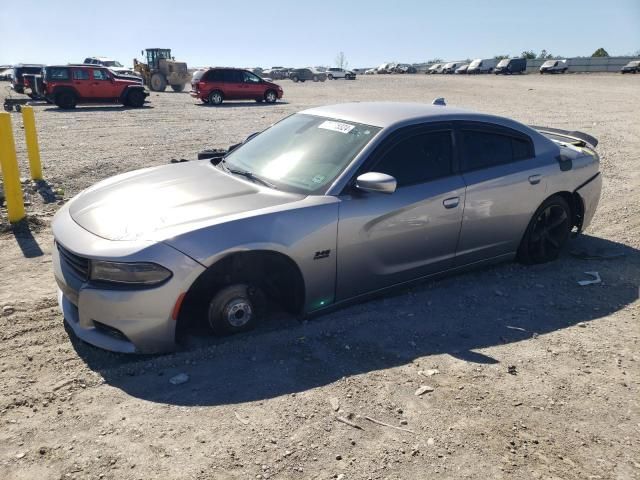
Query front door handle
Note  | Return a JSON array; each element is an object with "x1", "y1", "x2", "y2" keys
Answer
[
  {"x1": 528, "y1": 174, "x2": 542, "y2": 185},
  {"x1": 443, "y1": 197, "x2": 460, "y2": 209}
]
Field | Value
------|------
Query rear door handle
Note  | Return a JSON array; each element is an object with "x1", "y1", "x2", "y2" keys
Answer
[
  {"x1": 528, "y1": 174, "x2": 542, "y2": 185},
  {"x1": 443, "y1": 197, "x2": 460, "y2": 209}
]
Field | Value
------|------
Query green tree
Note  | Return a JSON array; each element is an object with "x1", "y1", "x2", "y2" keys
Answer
[
  {"x1": 494, "y1": 54, "x2": 509, "y2": 60},
  {"x1": 521, "y1": 50, "x2": 536, "y2": 59},
  {"x1": 538, "y1": 49, "x2": 553, "y2": 59},
  {"x1": 427, "y1": 58, "x2": 443, "y2": 64},
  {"x1": 591, "y1": 48, "x2": 609, "y2": 57}
]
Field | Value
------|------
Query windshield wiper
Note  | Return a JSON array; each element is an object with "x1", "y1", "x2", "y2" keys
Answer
[{"x1": 219, "y1": 160, "x2": 277, "y2": 189}]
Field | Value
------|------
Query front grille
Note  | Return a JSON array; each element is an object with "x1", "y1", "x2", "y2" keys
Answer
[{"x1": 57, "y1": 242, "x2": 90, "y2": 280}]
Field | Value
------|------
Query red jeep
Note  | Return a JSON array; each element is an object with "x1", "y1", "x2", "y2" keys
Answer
[
  {"x1": 43, "y1": 65, "x2": 148, "y2": 109},
  {"x1": 191, "y1": 67, "x2": 283, "y2": 105}
]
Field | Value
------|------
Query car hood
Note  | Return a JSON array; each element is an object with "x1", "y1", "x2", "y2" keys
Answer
[{"x1": 69, "y1": 161, "x2": 303, "y2": 242}]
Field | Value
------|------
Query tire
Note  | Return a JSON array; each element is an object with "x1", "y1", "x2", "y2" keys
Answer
[
  {"x1": 208, "y1": 90, "x2": 224, "y2": 106},
  {"x1": 3, "y1": 104, "x2": 11, "y2": 112},
  {"x1": 518, "y1": 195, "x2": 572, "y2": 265},
  {"x1": 150, "y1": 73, "x2": 167, "y2": 92},
  {"x1": 264, "y1": 89, "x2": 277, "y2": 104},
  {"x1": 208, "y1": 284, "x2": 257, "y2": 335},
  {"x1": 15, "y1": 104, "x2": 22, "y2": 112},
  {"x1": 291, "y1": 76, "x2": 299, "y2": 83},
  {"x1": 328, "y1": 74, "x2": 334, "y2": 80},
  {"x1": 55, "y1": 91, "x2": 77, "y2": 109},
  {"x1": 313, "y1": 75, "x2": 319, "y2": 82},
  {"x1": 126, "y1": 89, "x2": 145, "y2": 108},
  {"x1": 171, "y1": 84, "x2": 185, "y2": 92},
  {"x1": 300, "y1": 79, "x2": 306, "y2": 83}
]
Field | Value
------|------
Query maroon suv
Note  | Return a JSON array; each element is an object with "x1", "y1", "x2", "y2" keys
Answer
[
  {"x1": 43, "y1": 65, "x2": 148, "y2": 109},
  {"x1": 191, "y1": 68, "x2": 283, "y2": 105}
]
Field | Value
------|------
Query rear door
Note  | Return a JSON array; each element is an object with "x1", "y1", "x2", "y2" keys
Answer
[
  {"x1": 336, "y1": 124, "x2": 466, "y2": 301},
  {"x1": 71, "y1": 68, "x2": 92, "y2": 98},
  {"x1": 222, "y1": 69, "x2": 244, "y2": 99},
  {"x1": 454, "y1": 122, "x2": 551, "y2": 265}
]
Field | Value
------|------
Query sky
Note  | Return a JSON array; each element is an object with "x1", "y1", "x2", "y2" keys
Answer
[{"x1": 1, "y1": 0, "x2": 638, "y2": 68}]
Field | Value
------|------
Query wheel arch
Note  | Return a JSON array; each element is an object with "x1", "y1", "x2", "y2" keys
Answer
[{"x1": 175, "y1": 249, "x2": 306, "y2": 339}]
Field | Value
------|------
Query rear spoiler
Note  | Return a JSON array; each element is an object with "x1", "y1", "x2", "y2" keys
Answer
[{"x1": 530, "y1": 125, "x2": 598, "y2": 149}]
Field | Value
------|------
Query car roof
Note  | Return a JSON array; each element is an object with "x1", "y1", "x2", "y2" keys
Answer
[
  {"x1": 14, "y1": 64, "x2": 44, "y2": 68},
  {"x1": 300, "y1": 102, "x2": 545, "y2": 136}
]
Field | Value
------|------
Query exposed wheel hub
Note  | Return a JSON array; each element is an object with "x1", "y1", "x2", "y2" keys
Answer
[{"x1": 224, "y1": 298, "x2": 253, "y2": 327}]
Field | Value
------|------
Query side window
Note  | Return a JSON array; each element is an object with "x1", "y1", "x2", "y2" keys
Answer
[
  {"x1": 72, "y1": 69, "x2": 90, "y2": 80},
  {"x1": 92, "y1": 69, "x2": 110, "y2": 81},
  {"x1": 243, "y1": 71, "x2": 261, "y2": 83},
  {"x1": 460, "y1": 129, "x2": 533, "y2": 171},
  {"x1": 204, "y1": 70, "x2": 222, "y2": 82},
  {"x1": 373, "y1": 130, "x2": 453, "y2": 187},
  {"x1": 48, "y1": 68, "x2": 70, "y2": 80},
  {"x1": 223, "y1": 70, "x2": 242, "y2": 83}
]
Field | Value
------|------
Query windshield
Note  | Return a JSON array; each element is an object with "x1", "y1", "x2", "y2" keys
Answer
[
  {"x1": 628, "y1": 61, "x2": 640, "y2": 67},
  {"x1": 469, "y1": 60, "x2": 481, "y2": 67},
  {"x1": 222, "y1": 114, "x2": 381, "y2": 194},
  {"x1": 497, "y1": 59, "x2": 510, "y2": 67},
  {"x1": 103, "y1": 61, "x2": 123, "y2": 67},
  {"x1": 542, "y1": 60, "x2": 556, "y2": 67}
]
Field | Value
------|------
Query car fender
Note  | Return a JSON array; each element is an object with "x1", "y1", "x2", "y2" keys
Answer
[
  {"x1": 119, "y1": 85, "x2": 148, "y2": 102},
  {"x1": 165, "y1": 197, "x2": 341, "y2": 313}
]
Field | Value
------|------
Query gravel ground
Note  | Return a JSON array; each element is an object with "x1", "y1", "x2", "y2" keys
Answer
[{"x1": 0, "y1": 74, "x2": 639, "y2": 480}]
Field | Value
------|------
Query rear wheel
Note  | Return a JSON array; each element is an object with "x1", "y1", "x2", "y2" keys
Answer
[
  {"x1": 313, "y1": 75, "x2": 319, "y2": 82},
  {"x1": 208, "y1": 90, "x2": 224, "y2": 105},
  {"x1": 150, "y1": 73, "x2": 167, "y2": 92},
  {"x1": 126, "y1": 89, "x2": 145, "y2": 108},
  {"x1": 264, "y1": 89, "x2": 277, "y2": 103},
  {"x1": 328, "y1": 74, "x2": 334, "y2": 80},
  {"x1": 291, "y1": 75, "x2": 299, "y2": 83},
  {"x1": 518, "y1": 196, "x2": 571, "y2": 264},
  {"x1": 208, "y1": 285, "x2": 257, "y2": 335},
  {"x1": 55, "y1": 91, "x2": 77, "y2": 109},
  {"x1": 171, "y1": 83, "x2": 185, "y2": 92}
]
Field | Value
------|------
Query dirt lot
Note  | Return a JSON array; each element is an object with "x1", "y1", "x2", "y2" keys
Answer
[{"x1": 0, "y1": 74, "x2": 639, "y2": 480}]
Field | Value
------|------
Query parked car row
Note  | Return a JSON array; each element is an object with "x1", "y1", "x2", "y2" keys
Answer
[{"x1": 369, "y1": 63, "x2": 418, "y2": 74}]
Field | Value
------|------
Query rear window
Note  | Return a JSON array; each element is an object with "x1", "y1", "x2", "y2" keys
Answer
[
  {"x1": 46, "y1": 67, "x2": 70, "y2": 81},
  {"x1": 203, "y1": 69, "x2": 223, "y2": 82},
  {"x1": 460, "y1": 129, "x2": 534, "y2": 171}
]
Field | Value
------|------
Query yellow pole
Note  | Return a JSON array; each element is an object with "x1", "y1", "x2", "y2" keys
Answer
[
  {"x1": 0, "y1": 112, "x2": 26, "y2": 223},
  {"x1": 21, "y1": 106, "x2": 43, "y2": 181}
]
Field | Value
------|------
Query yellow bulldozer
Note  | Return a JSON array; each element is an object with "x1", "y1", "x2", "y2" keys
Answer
[{"x1": 133, "y1": 48, "x2": 191, "y2": 92}]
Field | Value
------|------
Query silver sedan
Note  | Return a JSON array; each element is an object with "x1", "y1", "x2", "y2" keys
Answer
[{"x1": 52, "y1": 101, "x2": 602, "y2": 353}]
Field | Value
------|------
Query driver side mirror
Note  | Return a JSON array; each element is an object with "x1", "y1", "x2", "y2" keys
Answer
[{"x1": 355, "y1": 172, "x2": 397, "y2": 194}]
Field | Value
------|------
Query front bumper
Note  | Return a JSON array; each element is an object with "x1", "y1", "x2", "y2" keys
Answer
[{"x1": 52, "y1": 206, "x2": 205, "y2": 353}]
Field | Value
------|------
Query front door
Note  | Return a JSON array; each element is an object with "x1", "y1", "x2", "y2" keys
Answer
[
  {"x1": 336, "y1": 125, "x2": 466, "y2": 301},
  {"x1": 90, "y1": 68, "x2": 117, "y2": 99},
  {"x1": 240, "y1": 70, "x2": 265, "y2": 99}
]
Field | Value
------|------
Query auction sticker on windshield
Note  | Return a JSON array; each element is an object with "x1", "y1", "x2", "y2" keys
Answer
[{"x1": 319, "y1": 120, "x2": 355, "y2": 134}]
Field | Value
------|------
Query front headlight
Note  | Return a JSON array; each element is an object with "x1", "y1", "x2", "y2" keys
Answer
[{"x1": 90, "y1": 261, "x2": 172, "y2": 286}]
